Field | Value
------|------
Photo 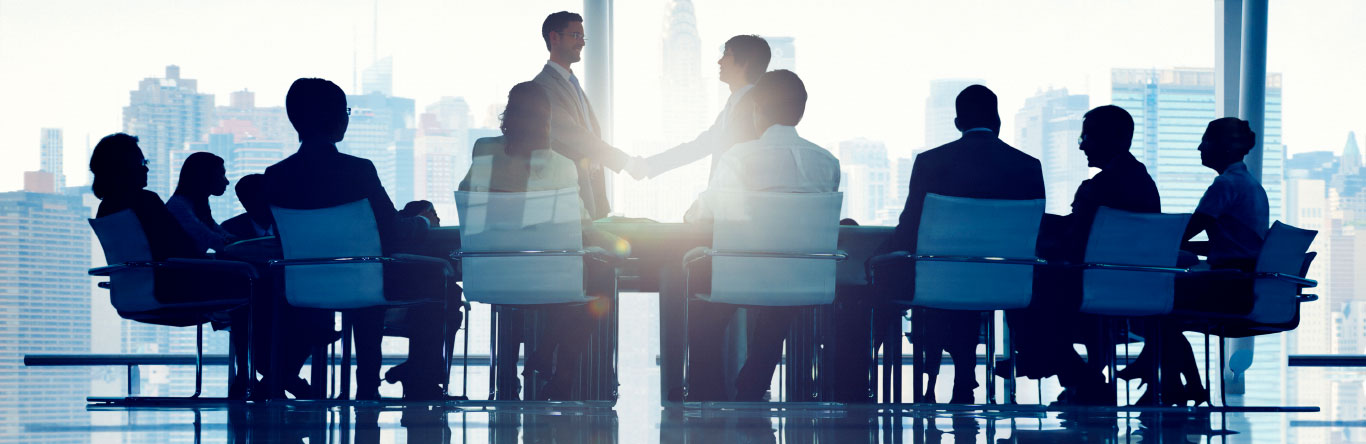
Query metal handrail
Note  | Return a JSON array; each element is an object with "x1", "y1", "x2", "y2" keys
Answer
[
  {"x1": 450, "y1": 249, "x2": 589, "y2": 258},
  {"x1": 1072, "y1": 263, "x2": 1192, "y2": 274},
  {"x1": 90, "y1": 259, "x2": 259, "y2": 279},
  {"x1": 267, "y1": 256, "x2": 401, "y2": 267}
]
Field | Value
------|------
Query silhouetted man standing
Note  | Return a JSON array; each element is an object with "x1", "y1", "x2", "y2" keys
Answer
[
  {"x1": 533, "y1": 11, "x2": 640, "y2": 219},
  {"x1": 885, "y1": 85, "x2": 1045, "y2": 403}
]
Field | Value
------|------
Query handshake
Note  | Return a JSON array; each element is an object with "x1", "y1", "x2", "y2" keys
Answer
[{"x1": 624, "y1": 156, "x2": 653, "y2": 181}]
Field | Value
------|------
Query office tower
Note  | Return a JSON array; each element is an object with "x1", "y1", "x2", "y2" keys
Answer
[
  {"x1": 925, "y1": 79, "x2": 984, "y2": 150},
  {"x1": 764, "y1": 36, "x2": 796, "y2": 71},
  {"x1": 630, "y1": 0, "x2": 711, "y2": 222},
  {"x1": 1343, "y1": 131, "x2": 1362, "y2": 177},
  {"x1": 122, "y1": 65, "x2": 215, "y2": 196},
  {"x1": 413, "y1": 113, "x2": 466, "y2": 221},
  {"x1": 0, "y1": 188, "x2": 91, "y2": 443},
  {"x1": 362, "y1": 56, "x2": 394, "y2": 97},
  {"x1": 1014, "y1": 89, "x2": 1089, "y2": 214},
  {"x1": 1111, "y1": 68, "x2": 1284, "y2": 220},
  {"x1": 40, "y1": 128, "x2": 66, "y2": 190},
  {"x1": 838, "y1": 138, "x2": 892, "y2": 224},
  {"x1": 426, "y1": 97, "x2": 473, "y2": 144},
  {"x1": 215, "y1": 89, "x2": 296, "y2": 144},
  {"x1": 341, "y1": 93, "x2": 416, "y2": 203},
  {"x1": 893, "y1": 156, "x2": 913, "y2": 208}
]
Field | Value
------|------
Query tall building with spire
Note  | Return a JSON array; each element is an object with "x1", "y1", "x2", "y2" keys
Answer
[
  {"x1": 122, "y1": 66, "x2": 215, "y2": 196},
  {"x1": 40, "y1": 128, "x2": 65, "y2": 190},
  {"x1": 1343, "y1": 131, "x2": 1362, "y2": 177}
]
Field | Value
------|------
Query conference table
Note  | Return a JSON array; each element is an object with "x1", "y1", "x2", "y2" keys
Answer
[{"x1": 430, "y1": 220, "x2": 894, "y2": 403}]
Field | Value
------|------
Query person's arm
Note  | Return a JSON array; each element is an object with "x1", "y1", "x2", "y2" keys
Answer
[
  {"x1": 166, "y1": 197, "x2": 232, "y2": 253},
  {"x1": 135, "y1": 192, "x2": 206, "y2": 260},
  {"x1": 547, "y1": 100, "x2": 630, "y2": 172},
  {"x1": 1181, "y1": 212, "x2": 1216, "y2": 256},
  {"x1": 645, "y1": 114, "x2": 728, "y2": 177},
  {"x1": 361, "y1": 162, "x2": 428, "y2": 246}
]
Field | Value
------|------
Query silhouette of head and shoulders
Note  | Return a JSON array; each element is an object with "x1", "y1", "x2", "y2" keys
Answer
[{"x1": 169, "y1": 151, "x2": 229, "y2": 226}]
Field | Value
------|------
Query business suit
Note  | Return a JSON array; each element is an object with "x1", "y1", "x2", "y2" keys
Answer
[
  {"x1": 885, "y1": 129, "x2": 1045, "y2": 401},
  {"x1": 532, "y1": 62, "x2": 630, "y2": 220},
  {"x1": 265, "y1": 141, "x2": 449, "y2": 396}
]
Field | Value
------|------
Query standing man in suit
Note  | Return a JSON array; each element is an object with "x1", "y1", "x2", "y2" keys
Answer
[
  {"x1": 884, "y1": 85, "x2": 1045, "y2": 404},
  {"x1": 533, "y1": 11, "x2": 643, "y2": 220},
  {"x1": 265, "y1": 78, "x2": 455, "y2": 400},
  {"x1": 625, "y1": 35, "x2": 770, "y2": 181}
]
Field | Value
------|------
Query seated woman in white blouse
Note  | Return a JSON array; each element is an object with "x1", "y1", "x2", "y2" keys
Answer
[{"x1": 166, "y1": 152, "x2": 236, "y2": 254}]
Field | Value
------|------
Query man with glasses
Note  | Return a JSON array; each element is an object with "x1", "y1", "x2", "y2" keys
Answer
[{"x1": 532, "y1": 10, "x2": 642, "y2": 220}]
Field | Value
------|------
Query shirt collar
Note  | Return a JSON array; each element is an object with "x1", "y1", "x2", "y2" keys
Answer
[
  {"x1": 963, "y1": 127, "x2": 995, "y2": 134},
  {"x1": 1223, "y1": 161, "x2": 1249, "y2": 176},
  {"x1": 726, "y1": 84, "x2": 754, "y2": 108},
  {"x1": 546, "y1": 61, "x2": 574, "y2": 82},
  {"x1": 760, "y1": 124, "x2": 799, "y2": 141}
]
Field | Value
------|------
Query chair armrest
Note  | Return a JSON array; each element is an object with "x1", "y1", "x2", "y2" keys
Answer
[
  {"x1": 1299, "y1": 294, "x2": 1319, "y2": 303},
  {"x1": 90, "y1": 259, "x2": 259, "y2": 279},
  {"x1": 1072, "y1": 263, "x2": 1191, "y2": 274},
  {"x1": 684, "y1": 247, "x2": 848, "y2": 270},
  {"x1": 907, "y1": 255, "x2": 1047, "y2": 266},
  {"x1": 1256, "y1": 272, "x2": 1317, "y2": 288},
  {"x1": 583, "y1": 246, "x2": 625, "y2": 265},
  {"x1": 390, "y1": 253, "x2": 455, "y2": 276},
  {"x1": 449, "y1": 249, "x2": 588, "y2": 260},
  {"x1": 867, "y1": 251, "x2": 913, "y2": 270}
]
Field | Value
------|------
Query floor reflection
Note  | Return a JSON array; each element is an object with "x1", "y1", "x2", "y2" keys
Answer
[{"x1": 14, "y1": 403, "x2": 1329, "y2": 443}]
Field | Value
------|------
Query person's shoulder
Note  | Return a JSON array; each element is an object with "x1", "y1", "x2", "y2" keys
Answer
[
  {"x1": 472, "y1": 136, "x2": 506, "y2": 154},
  {"x1": 135, "y1": 189, "x2": 166, "y2": 205}
]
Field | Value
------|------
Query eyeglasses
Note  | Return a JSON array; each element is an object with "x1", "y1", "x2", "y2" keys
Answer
[
  {"x1": 139, "y1": 158, "x2": 151, "y2": 167},
  {"x1": 1077, "y1": 134, "x2": 1087, "y2": 145},
  {"x1": 557, "y1": 31, "x2": 587, "y2": 41},
  {"x1": 346, "y1": 107, "x2": 352, "y2": 116}
]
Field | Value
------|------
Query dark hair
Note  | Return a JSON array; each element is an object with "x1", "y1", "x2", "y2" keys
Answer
[
  {"x1": 89, "y1": 133, "x2": 143, "y2": 200},
  {"x1": 1082, "y1": 105, "x2": 1135, "y2": 148},
  {"x1": 724, "y1": 35, "x2": 771, "y2": 83},
  {"x1": 1206, "y1": 117, "x2": 1257, "y2": 156},
  {"x1": 750, "y1": 70, "x2": 807, "y2": 126},
  {"x1": 954, "y1": 84, "x2": 1001, "y2": 132},
  {"x1": 234, "y1": 173, "x2": 266, "y2": 209},
  {"x1": 500, "y1": 82, "x2": 553, "y2": 157},
  {"x1": 399, "y1": 200, "x2": 434, "y2": 218},
  {"x1": 541, "y1": 11, "x2": 583, "y2": 51},
  {"x1": 286, "y1": 78, "x2": 348, "y2": 142},
  {"x1": 173, "y1": 152, "x2": 226, "y2": 227}
]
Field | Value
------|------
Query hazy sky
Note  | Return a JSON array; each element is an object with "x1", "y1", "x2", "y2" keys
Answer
[{"x1": 1, "y1": 0, "x2": 1363, "y2": 192}]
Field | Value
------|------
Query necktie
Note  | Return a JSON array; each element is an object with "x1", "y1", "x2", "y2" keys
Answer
[{"x1": 568, "y1": 73, "x2": 592, "y2": 125}]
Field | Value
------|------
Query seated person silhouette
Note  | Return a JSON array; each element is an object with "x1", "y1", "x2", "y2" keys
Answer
[
  {"x1": 264, "y1": 77, "x2": 457, "y2": 400},
  {"x1": 881, "y1": 84, "x2": 1044, "y2": 404},
  {"x1": 1004, "y1": 105, "x2": 1159, "y2": 406},
  {"x1": 221, "y1": 174, "x2": 274, "y2": 239},
  {"x1": 166, "y1": 152, "x2": 236, "y2": 253},
  {"x1": 683, "y1": 69, "x2": 841, "y2": 402},
  {"x1": 458, "y1": 81, "x2": 627, "y2": 401},
  {"x1": 1119, "y1": 117, "x2": 1266, "y2": 406},
  {"x1": 88, "y1": 133, "x2": 259, "y2": 398}
]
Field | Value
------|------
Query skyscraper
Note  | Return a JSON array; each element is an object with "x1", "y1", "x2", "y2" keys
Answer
[
  {"x1": 341, "y1": 92, "x2": 415, "y2": 203},
  {"x1": 40, "y1": 128, "x2": 65, "y2": 190},
  {"x1": 413, "y1": 113, "x2": 466, "y2": 220},
  {"x1": 1014, "y1": 89, "x2": 1089, "y2": 214},
  {"x1": 1342, "y1": 131, "x2": 1362, "y2": 177},
  {"x1": 362, "y1": 56, "x2": 394, "y2": 97},
  {"x1": 924, "y1": 79, "x2": 984, "y2": 150},
  {"x1": 838, "y1": 138, "x2": 892, "y2": 224},
  {"x1": 1111, "y1": 68, "x2": 1284, "y2": 220},
  {"x1": 0, "y1": 188, "x2": 91, "y2": 444},
  {"x1": 122, "y1": 65, "x2": 215, "y2": 196}
]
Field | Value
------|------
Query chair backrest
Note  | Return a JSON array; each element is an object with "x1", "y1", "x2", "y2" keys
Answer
[
  {"x1": 454, "y1": 188, "x2": 589, "y2": 305},
  {"x1": 836, "y1": 225, "x2": 895, "y2": 287},
  {"x1": 703, "y1": 190, "x2": 843, "y2": 306},
  {"x1": 1079, "y1": 207, "x2": 1191, "y2": 316},
  {"x1": 908, "y1": 194, "x2": 1045, "y2": 310},
  {"x1": 272, "y1": 200, "x2": 386, "y2": 309},
  {"x1": 1248, "y1": 221, "x2": 1317, "y2": 324},
  {"x1": 89, "y1": 210, "x2": 159, "y2": 313}
]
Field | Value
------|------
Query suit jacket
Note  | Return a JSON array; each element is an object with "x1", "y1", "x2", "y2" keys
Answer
[
  {"x1": 532, "y1": 63, "x2": 629, "y2": 220},
  {"x1": 645, "y1": 84, "x2": 755, "y2": 180},
  {"x1": 264, "y1": 142, "x2": 427, "y2": 254},
  {"x1": 887, "y1": 131, "x2": 1046, "y2": 254},
  {"x1": 1048, "y1": 151, "x2": 1160, "y2": 262}
]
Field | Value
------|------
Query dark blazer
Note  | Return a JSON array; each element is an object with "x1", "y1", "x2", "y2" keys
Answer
[
  {"x1": 264, "y1": 142, "x2": 427, "y2": 254},
  {"x1": 887, "y1": 131, "x2": 1046, "y2": 254},
  {"x1": 532, "y1": 63, "x2": 630, "y2": 220},
  {"x1": 96, "y1": 189, "x2": 203, "y2": 260},
  {"x1": 1050, "y1": 151, "x2": 1161, "y2": 262}
]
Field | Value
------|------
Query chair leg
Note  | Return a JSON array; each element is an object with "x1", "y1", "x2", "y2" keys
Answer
[
  {"x1": 1219, "y1": 334, "x2": 1228, "y2": 407},
  {"x1": 1204, "y1": 332, "x2": 1213, "y2": 407},
  {"x1": 1007, "y1": 317, "x2": 1018, "y2": 405},
  {"x1": 462, "y1": 304, "x2": 470, "y2": 399},
  {"x1": 340, "y1": 313, "x2": 352, "y2": 400},
  {"x1": 193, "y1": 323, "x2": 204, "y2": 398},
  {"x1": 441, "y1": 296, "x2": 452, "y2": 397},
  {"x1": 984, "y1": 311, "x2": 996, "y2": 405},
  {"x1": 681, "y1": 267, "x2": 692, "y2": 401},
  {"x1": 911, "y1": 308, "x2": 922, "y2": 403},
  {"x1": 488, "y1": 305, "x2": 499, "y2": 400}
]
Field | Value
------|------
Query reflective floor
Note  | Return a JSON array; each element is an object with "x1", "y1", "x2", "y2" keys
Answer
[{"x1": 14, "y1": 402, "x2": 1344, "y2": 443}]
